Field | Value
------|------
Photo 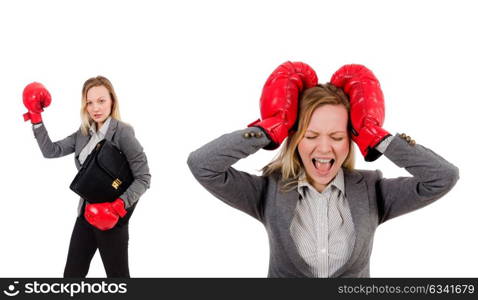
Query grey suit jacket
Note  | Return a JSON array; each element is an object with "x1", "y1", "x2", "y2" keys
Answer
[
  {"x1": 33, "y1": 118, "x2": 151, "y2": 214},
  {"x1": 187, "y1": 127, "x2": 459, "y2": 277}
]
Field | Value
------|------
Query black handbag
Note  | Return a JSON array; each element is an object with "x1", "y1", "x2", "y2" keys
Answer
[{"x1": 70, "y1": 139, "x2": 134, "y2": 203}]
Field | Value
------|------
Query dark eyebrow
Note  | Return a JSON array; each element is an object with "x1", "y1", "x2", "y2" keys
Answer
[{"x1": 86, "y1": 97, "x2": 105, "y2": 101}]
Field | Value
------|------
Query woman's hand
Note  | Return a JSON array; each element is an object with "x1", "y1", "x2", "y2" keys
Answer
[
  {"x1": 22, "y1": 82, "x2": 51, "y2": 124},
  {"x1": 84, "y1": 198, "x2": 127, "y2": 231},
  {"x1": 330, "y1": 64, "x2": 391, "y2": 161},
  {"x1": 249, "y1": 61, "x2": 318, "y2": 150}
]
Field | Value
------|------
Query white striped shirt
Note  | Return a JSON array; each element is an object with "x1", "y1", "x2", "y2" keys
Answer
[{"x1": 290, "y1": 168, "x2": 356, "y2": 277}]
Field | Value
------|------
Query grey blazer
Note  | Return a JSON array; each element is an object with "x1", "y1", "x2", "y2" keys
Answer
[
  {"x1": 187, "y1": 127, "x2": 459, "y2": 277},
  {"x1": 33, "y1": 118, "x2": 151, "y2": 214}
]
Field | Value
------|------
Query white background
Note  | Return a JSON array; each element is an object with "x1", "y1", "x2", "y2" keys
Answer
[{"x1": 1, "y1": 0, "x2": 476, "y2": 277}]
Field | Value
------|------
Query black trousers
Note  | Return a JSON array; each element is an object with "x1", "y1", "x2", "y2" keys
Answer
[{"x1": 63, "y1": 216, "x2": 130, "y2": 278}]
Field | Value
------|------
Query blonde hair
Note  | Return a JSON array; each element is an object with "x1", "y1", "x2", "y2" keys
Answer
[
  {"x1": 80, "y1": 76, "x2": 121, "y2": 135},
  {"x1": 262, "y1": 83, "x2": 355, "y2": 191}
]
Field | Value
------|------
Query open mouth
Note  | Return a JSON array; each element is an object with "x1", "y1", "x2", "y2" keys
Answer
[{"x1": 312, "y1": 157, "x2": 335, "y2": 174}]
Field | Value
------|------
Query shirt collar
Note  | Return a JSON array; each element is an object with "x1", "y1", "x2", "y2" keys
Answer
[
  {"x1": 89, "y1": 116, "x2": 112, "y2": 137},
  {"x1": 297, "y1": 168, "x2": 345, "y2": 198}
]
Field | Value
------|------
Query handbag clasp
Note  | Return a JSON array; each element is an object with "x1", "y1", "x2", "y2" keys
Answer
[{"x1": 112, "y1": 178, "x2": 122, "y2": 190}]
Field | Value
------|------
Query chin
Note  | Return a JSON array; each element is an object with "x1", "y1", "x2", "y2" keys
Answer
[
  {"x1": 306, "y1": 165, "x2": 340, "y2": 188},
  {"x1": 313, "y1": 174, "x2": 336, "y2": 185}
]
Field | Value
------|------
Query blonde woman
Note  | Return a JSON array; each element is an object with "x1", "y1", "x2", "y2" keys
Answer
[
  {"x1": 23, "y1": 76, "x2": 151, "y2": 277},
  {"x1": 187, "y1": 62, "x2": 459, "y2": 277}
]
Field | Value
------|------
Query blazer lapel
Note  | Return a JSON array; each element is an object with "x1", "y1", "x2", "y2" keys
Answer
[
  {"x1": 276, "y1": 185, "x2": 314, "y2": 276},
  {"x1": 331, "y1": 168, "x2": 371, "y2": 277},
  {"x1": 105, "y1": 118, "x2": 119, "y2": 142},
  {"x1": 75, "y1": 131, "x2": 90, "y2": 158}
]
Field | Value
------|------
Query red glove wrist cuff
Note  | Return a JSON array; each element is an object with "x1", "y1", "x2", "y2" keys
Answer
[
  {"x1": 23, "y1": 112, "x2": 42, "y2": 124},
  {"x1": 112, "y1": 198, "x2": 127, "y2": 218},
  {"x1": 248, "y1": 117, "x2": 290, "y2": 150},
  {"x1": 354, "y1": 125, "x2": 391, "y2": 161}
]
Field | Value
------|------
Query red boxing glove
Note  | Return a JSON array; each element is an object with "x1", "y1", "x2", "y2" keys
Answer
[
  {"x1": 84, "y1": 198, "x2": 127, "y2": 231},
  {"x1": 249, "y1": 61, "x2": 318, "y2": 150},
  {"x1": 22, "y1": 82, "x2": 52, "y2": 124},
  {"x1": 330, "y1": 64, "x2": 391, "y2": 161}
]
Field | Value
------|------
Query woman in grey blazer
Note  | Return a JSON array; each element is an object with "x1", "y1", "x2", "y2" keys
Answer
[
  {"x1": 23, "y1": 76, "x2": 151, "y2": 278},
  {"x1": 187, "y1": 63, "x2": 459, "y2": 277}
]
